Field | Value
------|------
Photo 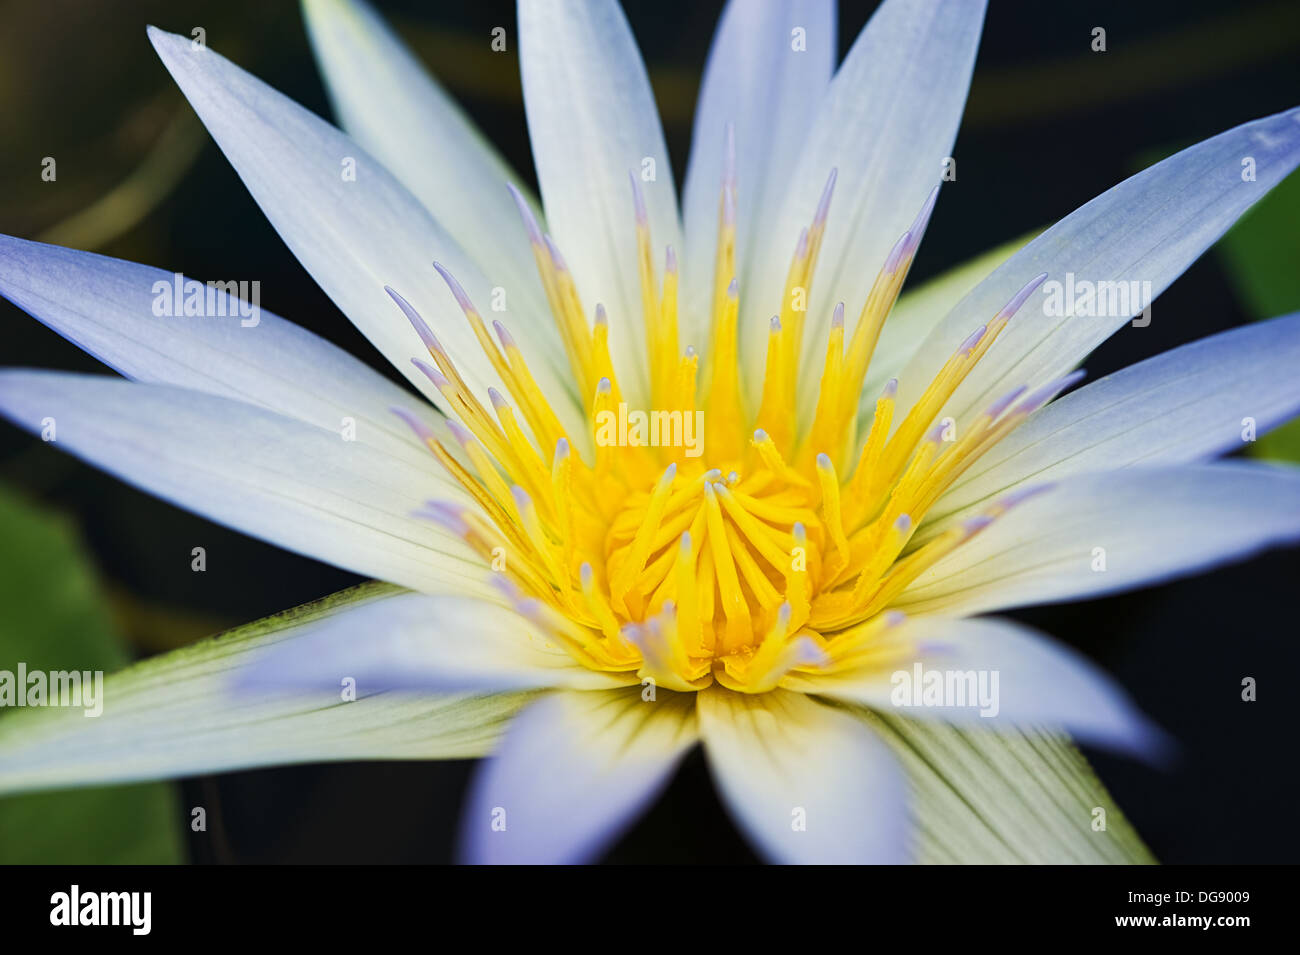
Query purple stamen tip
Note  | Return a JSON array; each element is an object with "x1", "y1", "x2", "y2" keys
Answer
[
  {"x1": 883, "y1": 610, "x2": 907, "y2": 627},
  {"x1": 813, "y1": 167, "x2": 837, "y2": 226},
  {"x1": 680, "y1": 531, "x2": 692, "y2": 552},
  {"x1": 770, "y1": 316, "x2": 782, "y2": 333},
  {"x1": 1018, "y1": 368, "x2": 1086, "y2": 414},
  {"x1": 1000, "y1": 272, "x2": 1050, "y2": 319},
  {"x1": 831, "y1": 302, "x2": 845, "y2": 329},
  {"x1": 487, "y1": 387, "x2": 508, "y2": 411},
  {"x1": 506, "y1": 183, "x2": 544, "y2": 245},
  {"x1": 411, "y1": 357, "x2": 449, "y2": 390},
  {"x1": 543, "y1": 234, "x2": 568, "y2": 270},
  {"x1": 1059, "y1": 367, "x2": 1087, "y2": 390},
  {"x1": 684, "y1": 345, "x2": 697, "y2": 358},
  {"x1": 665, "y1": 245, "x2": 677, "y2": 273},
  {"x1": 722, "y1": 186, "x2": 736, "y2": 226},
  {"x1": 884, "y1": 230, "x2": 912, "y2": 274},
  {"x1": 594, "y1": 303, "x2": 608, "y2": 326},
  {"x1": 795, "y1": 637, "x2": 830, "y2": 667},
  {"x1": 493, "y1": 320, "x2": 517, "y2": 351},
  {"x1": 795, "y1": 227, "x2": 809, "y2": 259},
  {"x1": 627, "y1": 171, "x2": 649, "y2": 225},
  {"x1": 597, "y1": 377, "x2": 612, "y2": 394},
  {"x1": 958, "y1": 324, "x2": 987, "y2": 355},
  {"x1": 510, "y1": 485, "x2": 532, "y2": 510},
  {"x1": 416, "y1": 500, "x2": 470, "y2": 535},
  {"x1": 894, "y1": 513, "x2": 912, "y2": 533},
  {"x1": 882, "y1": 378, "x2": 898, "y2": 399},
  {"x1": 985, "y1": 384, "x2": 1028, "y2": 420},
  {"x1": 793, "y1": 522, "x2": 806, "y2": 542},
  {"x1": 555, "y1": 437, "x2": 569, "y2": 458},
  {"x1": 727, "y1": 278, "x2": 739, "y2": 299},
  {"x1": 389, "y1": 406, "x2": 436, "y2": 443},
  {"x1": 999, "y1": 482, "x2": 1055, "y2": 510},
  {"x1": 662, "y1": 462, "x2": 678, "y2": 482},
  {"x1": 816, "y1": 452, "x2": 832, "y2": 470},
  {"x1": 915, "y1": 639, "x2": 952, "y2": 656},
  {"x1": 623, "y1": 620, "x2": 651, "y2": 650},
  {"x1": 910, "y1": 184, "x2": 940, "y2": 235},
  {"x1": 490, "y1": 573, "x2": 520, "y2": 599},
  {"x1": 445, "y1": 419, "x2": 473, "y2": 445},
  {"x1": 432, "y1": 261, "x2": 476, "y2": 314},
  {"x1": 925, "y1": 422, "x2": 947, "y2": 444},
  {"x1": 492, "y1": 577, "x2": 537, "y2": 617},
  {"x1": 387, "y1": 286, "x2": 439, "y2": 351},
  {"x1": 754, "y1": 428, "x2": 769, "y2": 442}
]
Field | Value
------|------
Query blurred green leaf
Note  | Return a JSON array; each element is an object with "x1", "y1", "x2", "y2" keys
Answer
[
  {"x1": 0, "y1": 483, "x2": 184, "y2": 863},
  {"x1": 1218, "y1": 172, "x2": 1300, "y2": 462}
]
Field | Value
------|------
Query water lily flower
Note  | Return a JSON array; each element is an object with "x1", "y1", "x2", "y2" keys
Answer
[{"x1": 2, "y1": 0, "x2": 1300, "y2": 865}]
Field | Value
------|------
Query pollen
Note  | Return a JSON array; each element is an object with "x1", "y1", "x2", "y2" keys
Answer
[{"x1": 391, "y1": 126, "x2": 1067, "y2": 694}]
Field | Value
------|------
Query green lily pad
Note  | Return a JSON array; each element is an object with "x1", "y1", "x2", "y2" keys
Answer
[
  {"x1": 0, "y1": 483, "x2": 184, "y2": 863},
  {"x1": 1217, "y1": 172, "x2": 1300, "y2": 462}
]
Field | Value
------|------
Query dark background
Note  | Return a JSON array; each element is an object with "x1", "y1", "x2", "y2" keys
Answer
[{"x1": 1, "y1": 0, "x2": 1298, "y2": 863}]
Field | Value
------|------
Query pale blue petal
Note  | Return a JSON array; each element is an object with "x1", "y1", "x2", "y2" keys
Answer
[
  {"x1": 897, "y1": 462, "x2": 1300, "y2": 617},
  {"x1": 681, "y1": 0, "x2": 835, "y2": 350},
  {"x1": 790, "y1": 616, "x2": 1168, "y2": 758},
  {"x1": 147, "y1": 27, "x2": 580, "y2": 434},
  {"x1": 922, "y1": 312, "x2": 1300, "y2": 535},
  {"x1": 0, "y1": 233, "x2": 444, "y2": 469},
  {"x1": 741, "y1": 0, "x2": 987, "y2": 405},
  {"x1": 238, "y1": 590, "x2": 632, "y2": 694},
  {"x1": 895, "y1": 106, "x2": 1300, "y2": 427},
  {"x1": 698, "y1": 687, "x2": 909, "y2": 863},
  {"x1": 517, "y1": 0, "x2": 681, "y2": 405},
  {"x1": 0, "y1": 371, "x2": 493, "y2": 598},
  {"x1": 459, "y1": 688, "x2": 697, "y2": 864},
  {"x1": 301, "y1": 0, "x2": 566, "y2": 374}
]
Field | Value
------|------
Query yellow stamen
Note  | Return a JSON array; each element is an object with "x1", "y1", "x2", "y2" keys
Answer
[{"x1": 395, "y1": 174, "x2": 1056, "y2": 693}]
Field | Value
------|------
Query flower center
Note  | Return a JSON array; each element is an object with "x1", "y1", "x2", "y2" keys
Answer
[{"x1": 390, "y1": 127, "x2": 1067, "y2": 694}]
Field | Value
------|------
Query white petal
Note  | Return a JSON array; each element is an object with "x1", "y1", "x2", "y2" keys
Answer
[
  {"x1": 0, "y1": 371, "x2": 493, "y2": 598},
  {"x1": 301, "y1": 0, "x2": 564, "y2": 372},
  {"x1": 895, "y1": 106, "x2": 1300, "y2": 428},
  {"x1": 742, "y1": 0, "x2": 987, "y2": 404},
  {"x1": 518, "y1": 0, "x2": 681, "y2": 404},
  {"x1": 922, "y1": 312, "x2": 1300, "y2": 535},
  {"x1": 681, "y1": 0, "x2": 835, "y2": 348},
  {"x1": 239, "y1": 590, "x2": 633, "y2": 694},
  {"x1": 0, "y1": 233, "x2": 446, "y2": 470},
  {"x1": 896, "y1": 463, "x2": 1300, "y2": 617},
  {"x1": 788, "y1": 615, "x2": 1166, "y2": 757},
  {"x1": 697, "y1": 687, "x2": 909, "y2": 863},
  {"x1": 147, "y1": 27, "x2": 580, "y2": 433},
  {"x1": 859, "y1": 710, "x2": 1154, "y2": 862},
  {"x1": 459, "y1": 687, "x2": 697, "y2": 863},
  {"x1": 0, "y1": 583, "x2": 531, "y2": 794}
]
